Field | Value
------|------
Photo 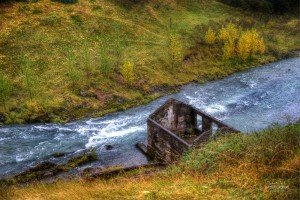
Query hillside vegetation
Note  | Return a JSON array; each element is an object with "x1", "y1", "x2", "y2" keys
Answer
[
  {"x1": 219, "y1": 0, "x2": 299, "y2": 14},
  {"x1": 2, "y1": 122, "x2": 299, "y2": 199},
  {"x1": 0, "y1": 0, "x2": 299, "y2": 124}
]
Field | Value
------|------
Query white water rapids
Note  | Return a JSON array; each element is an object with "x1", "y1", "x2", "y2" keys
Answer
[{"x1": 0, "y1": 57, "x2": 299, "y2": 178}]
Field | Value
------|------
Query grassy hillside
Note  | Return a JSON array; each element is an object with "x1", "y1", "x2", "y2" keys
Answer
[
  {"x1": 2, "y1": 122, "x2": 299, "y2": 199},
  {"x1": 0, "y1": 0, "x2": 299, "y2": 124}
]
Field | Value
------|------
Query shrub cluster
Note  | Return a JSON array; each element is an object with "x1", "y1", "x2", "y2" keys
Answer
[
  {"x1": 237, "y1": 29, "x2": 265, "y2": 60},
  {"x1": 203, "y1": 23, "x2": 265, "y2": 61}
]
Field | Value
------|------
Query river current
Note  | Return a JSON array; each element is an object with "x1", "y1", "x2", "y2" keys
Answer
[{"x1": 0, "y1": 57, "x2": 299, "y2": 178}]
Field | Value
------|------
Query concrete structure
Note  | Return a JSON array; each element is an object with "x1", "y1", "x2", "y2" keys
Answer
[{"x1": 143, "y1": 98, "x2": 239, "y2": 163}]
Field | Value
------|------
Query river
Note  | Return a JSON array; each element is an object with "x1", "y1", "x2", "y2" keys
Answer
[{"x1": 0, "y1": 57, "x2": 299, "y2": 178}]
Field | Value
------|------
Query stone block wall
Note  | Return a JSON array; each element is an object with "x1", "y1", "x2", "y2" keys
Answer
[
  {"x1": 147, "y1": 118, "x2": 191, "y2": 163},
  {"x1": 146, "y1": 98, "x2": 239, "y2": 163},
  {"x1": 150, "y1": 99, "x2": 196, "y2": 138}
]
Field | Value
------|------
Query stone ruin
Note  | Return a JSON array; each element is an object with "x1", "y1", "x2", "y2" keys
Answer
[{"x1": 137, "y1": 98, "x2": 239, "y2": 163}]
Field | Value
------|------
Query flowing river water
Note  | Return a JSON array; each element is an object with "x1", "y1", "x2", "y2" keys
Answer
[{"x1": 0, "y1": 58, "x2": 299, "y2": 178}]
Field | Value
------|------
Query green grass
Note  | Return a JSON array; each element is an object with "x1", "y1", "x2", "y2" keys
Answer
[
  {"x1": 3, "y1": 122, "x2": 299, "y2": 199},
  {"x1": 0, "y1": 0, "x2": 299, "y2": 124}
]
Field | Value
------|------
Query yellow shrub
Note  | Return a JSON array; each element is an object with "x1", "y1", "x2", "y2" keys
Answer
[
  {"x1": 257, "y1": 37, "x2": 266, "y2": 54},
  {"x1": 121, "y1": 60, "x2": 135, "y2": 84},
  {"x1": 250, "y1": 29, "x2": 265, "y2": 54},
  {"x1": 219, "y1": 27, "x2": 228, "y2": 42},
  {"x1": 237, "y1": 29, "x2": 265, "y2": 60},
  {"x1": 219, "y1": 23, "x2": 238, "y2": 43},
  {"x1": 205, "y1": 28, "x2": 216, "y2": 44},
  {"x1": 237, "y1": 30, "x2": 252, "y2": 60},
  {"x1": 223, "y1": 41, "x2": 235, "y2": 60}
]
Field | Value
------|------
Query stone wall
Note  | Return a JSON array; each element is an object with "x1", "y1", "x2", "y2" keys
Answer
[
  {"x1": 146, "y1": 98, "x2": 239, "y2": 163},
  {"x1": 147, "y1": 118, "x2": 191, "y2": 163},
  {"x1": 150, "y1": 99, "x2": 196, "y2": 138}
]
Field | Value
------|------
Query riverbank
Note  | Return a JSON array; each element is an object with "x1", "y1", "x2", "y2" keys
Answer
[
  {"x1": 86, "y1": 50, "x2": 300, "y2": 124},
  {"x1": 2, "y1": 122, "x2": 299, "y2": 199},
  {"x1": 0, "y1": 0, "x2": 299, "y2": 124},
  {"x1": 1, "y1": 56, "x2": 299, "y2": 179}
]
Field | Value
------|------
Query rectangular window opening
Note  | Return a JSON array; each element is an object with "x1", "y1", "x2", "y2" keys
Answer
[{"x1": 196, "y1": 115, "x2": 203, "y2": 132}]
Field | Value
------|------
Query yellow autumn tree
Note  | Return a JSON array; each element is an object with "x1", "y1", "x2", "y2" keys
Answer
[
  {"x1": 219, "y1": 26, "x2": 229, "y2": 42},
  {"x1": 223, "y1": 41, "x2": 235, "y2": 60},
  {"x1": 219, "y1": 23, "x2": 239, "y2": 43},
  {"x1": 121, "y1": 60, "x2": 135, "y2": 84},
  {"x1": 204, "y1": 28, "x2": 216, "y2": 44},
  {"x1": 249, "y1": 29, "x2": 266, "y2": 55},
  {"x1": 237, "y1": 30, "x2": 252, "y2": 60},
  {"x1": 237, "y1": 29, "x2": 266, "y2": 60}
]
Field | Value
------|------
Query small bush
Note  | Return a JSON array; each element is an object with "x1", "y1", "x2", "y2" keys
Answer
[
  {"x1": 219, "y1": 23, "x2": 238, "y2": 43},
  {"x1": 237, "y1": 29, "x2": 265, "y2": 60},
  {"x1": 121, "y1": 60, "x2": 135, "y2": 84},
  {"x1": 236, "y1": 30, "x2": 252, "y2": 60},
  {"x1": 222, "y1": 41, "x2": 235, "y2": 60},
  {"x1": 204, "y1": 28, "x2": 216, "y2": 44}
]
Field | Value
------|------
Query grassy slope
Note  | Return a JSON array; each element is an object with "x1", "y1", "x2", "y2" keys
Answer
[
  {"x1": 0, "y1": 0, "x2": 299, "y2": 124},
  {"x1": 3, "y1": 122, "x2": 299, "y2": 199}
]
